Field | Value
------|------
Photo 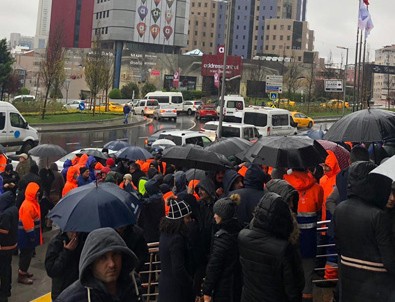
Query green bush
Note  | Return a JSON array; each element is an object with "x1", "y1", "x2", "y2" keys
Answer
[
  {"x1": 17, "y1": 87, "x2": 30, "y2": 95},
  {"x1": 13, "y1": 99, "x2": 64, "y2": 113},
  {"x1": 141, "y1": 83, "x2": 157, "y2": 97},
  {"x1": 121, "y1": 82, "x2": 139, "y2": 99},
  {"x1": 182, "y1": 90, "x2": 203, "y2": 101},
  {"x1": 108, "y1": 88, "x2": 122, "y2": 99}
]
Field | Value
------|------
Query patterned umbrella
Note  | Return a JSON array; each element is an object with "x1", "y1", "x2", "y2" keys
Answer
[{"x1": 317, "y1": 140, "x2": 350, "y2": 170}]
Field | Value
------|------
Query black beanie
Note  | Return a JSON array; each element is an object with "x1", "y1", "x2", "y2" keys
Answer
[
  {"x1": 80, "y1": 166, "x2": 88, "y2": 174},
  {"x1": 213, "y1": 194, "x2": 240, "y2": 221}
]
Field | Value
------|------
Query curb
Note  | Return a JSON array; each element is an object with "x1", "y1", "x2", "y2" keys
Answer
[{"x1": 31, "y1": 115, "x2": 148, "y2": 133}]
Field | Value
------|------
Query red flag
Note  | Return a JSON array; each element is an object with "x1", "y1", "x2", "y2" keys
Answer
[
  {"x1": 363, "y1": 0, "x2": 369, "y2": 5},
  {"x1": 173, "y1": 70, "x2": 179, "y2": 88},
  {"x1": 214, "y1": 72, "x2": 220, "y2": 89}
]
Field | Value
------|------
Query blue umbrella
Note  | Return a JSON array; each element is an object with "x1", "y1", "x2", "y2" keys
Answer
[
  {"x1": 115, "y1": 146, "x2": 153, "y2": 161},
  {"x1": 104, "y1": 140, "x2": 130, "y2": 151},
  {"x1": 48, "y1": 182, "x2": 140, "y2": 232}
]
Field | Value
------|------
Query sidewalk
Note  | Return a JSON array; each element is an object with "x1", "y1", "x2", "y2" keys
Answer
[{"x1": 31, "y1": 115, "x2": 147, "y2": 133}]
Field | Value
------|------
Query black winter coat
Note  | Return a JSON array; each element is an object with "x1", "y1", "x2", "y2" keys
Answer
[
  {"x1": 202, "y1": 218, "x2": 242, "y2": 302},
  {"x1": 0, "y1": 192, "x2": 18, "y2": 251},
  {"x1": 119, "y1": 225, "x2": 149, "y2": 272},
  {"x1": 334, "y1": 162, "x2": 395, "y2": 302},
  {"x1": 238, "y1": 227, "x2": 304, "y2": 302},
  {"x1": 16, "y1": 172, "x2": 41, "y2": 208},
  {"x1": 138, "y1": 179, "x2": 164, "y2": 243},
  {"x1": 45, "y1": 232, "x2": 84, "y2": 300},
  {"x1": 158, "y1": 233, "x2": 194, "y2": 302}
]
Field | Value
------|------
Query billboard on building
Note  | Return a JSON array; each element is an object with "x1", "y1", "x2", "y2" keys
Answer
[
  {"x1": 201, "y1": 54, "x2": 242, "y2": 78},
  {"x1": 134, "y1": 0, "x2": 176, "y2": 45}
]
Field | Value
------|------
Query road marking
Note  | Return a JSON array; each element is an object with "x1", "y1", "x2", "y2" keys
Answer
[{"x1": 187, "y1": 120, "x2": 196, "y2": 131}]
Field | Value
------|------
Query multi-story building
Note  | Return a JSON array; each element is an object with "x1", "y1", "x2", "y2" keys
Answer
[
  {"x1": 185, "y1": 0, "x2": 311, "y2": 59},
  {"x1": 49, "y1": 0, "x2": 94, "y2": 48},
  {"x1": 9, "y1": 33, "x2": 35, "y2": 50},
  {"x1": 34, "y1": 0, "x2": 52, "y2": 48},
  {"x1": 372, "y1": 45, "x2": 395, "y2": 102}
]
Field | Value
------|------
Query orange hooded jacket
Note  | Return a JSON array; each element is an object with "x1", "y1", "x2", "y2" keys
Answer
[
  {"x1": 62, "y1": 165, "x2": 79, "y2": 197},
  {"x1": 319, "y1": 150, "x2": 341, "y2": 221},
  {"x1": 18, "y1": 182, "x2": 42, "y2": 245}
]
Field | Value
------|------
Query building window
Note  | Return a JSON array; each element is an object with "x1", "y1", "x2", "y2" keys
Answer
[
  {"x1": 192, "y1": 2, "x2": 195, "y2": 7},
  {"x1": 280, "y1": 35, "x2": 283, "y2": 40},
  {"x1": 272, "y1": 45, "x2": 275, "y2": 50},
  {"x1": 265, "y1": 45, "x2": 269, "y2": 50},
  {"x1": 287, "y1": 36, "x2": 290, "y2": 40},
  {"x1": 298, "y1": 56, "x2": 302, "y2": 61},
  {"x1": 274, "y1": 25, "x2": 277, "y2": 30},
  {"x1": 204, "y1": 2, "x2": 207, "y2": 7},
  {"x1": 273, "y1": 35, "x2": 276, "y2": 40},
  {"x1": 266, "y1": 35, "x2": 269, "y2": 40},
  {"x1": 280, "y1": 25, "x2": 284, "y2": 30},
  {"x1": 288, "y1": 25, "x2": 291, "y2": 30},
  {"x1": 266, "y1": 25, "x2": 270, "y2": 30},
  {"x1": 198, "y1": 2, "x2": 201, "y2": 7}
]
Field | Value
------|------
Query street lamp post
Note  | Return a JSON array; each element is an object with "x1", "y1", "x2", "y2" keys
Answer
[
  {"x1": 65, "y1": 79, "x2": 71, "y2": 105},
  {"x1": 337, "y1": 46, "x2": 349, "y2": 115},
  {"x1": 217, "y1": 0, "x2": 232, "y2": 139}
]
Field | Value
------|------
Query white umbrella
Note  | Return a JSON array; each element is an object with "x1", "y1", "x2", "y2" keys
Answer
[
  {"x1": 369, "y1": 155, "x2": 395, "y2": 181},
  {"x1": 152, "y1": 139, "x2": 176, "y2": 150}
]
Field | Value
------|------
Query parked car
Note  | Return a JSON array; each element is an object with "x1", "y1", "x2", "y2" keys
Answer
[
  {"x1": 183, "y1": 100, "x2": 203, "y2": 115},
  {"x1": 63, "y1": 100, "x2": 85, "y2": 111},
  {"x1": 158, "y1": 130, "x2": 212, "y2": 147},
  {"x1": 320, "y1": 99, "x2": 349, "y2": 109},
  {"x1": 202, "y1": 121, "x2": 261, "y2": 142},
  {"x1": 153, "y1": 105, "x2": 177, "y2": 122},
  {"x1": 195, "y1": 105, "x2": 218, "y2": 120},
  {"x1": 133, "y1": 99, "x2": 159, "y2": 116},
  {"x1": 291, "y1": 111, "x2": 314, "y2": 128},
  {"x1": 144, "y1": 128, "x2": 178, "y2": 150}
]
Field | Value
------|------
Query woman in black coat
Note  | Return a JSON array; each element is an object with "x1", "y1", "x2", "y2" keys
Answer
[
  {"x1": 238, "y1": 192, "x2": 305, "y2": 302},
  {"x1": 202, "y1": 194, "x2": 242, "y2": 302},
  {"x1": 158, "y1": 198, "x2": 194, "y2": 302}
]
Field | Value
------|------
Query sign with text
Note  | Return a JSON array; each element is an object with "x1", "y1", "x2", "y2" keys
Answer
[
  {"x1": 325, "y1": 79, "x2": 343, "y2": 92},
  {"x1": 265, "y1": 75, "x2": 283, "y2": 93},
  {"x1": 201, "y1": 54, "x2": 242, "y2": 78}
]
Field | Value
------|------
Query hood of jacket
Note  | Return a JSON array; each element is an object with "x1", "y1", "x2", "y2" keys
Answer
[
  {"x1": 323, "y1": 150, "x2": 341, "y2": 178},
  {"x1": 347, "y1": 161, "x2": 392, "y2": 208},
  {"x1": 163, "y1": 173, "x2": 174, "y2": 186},
  {"x1": 66, "y1": 166, "x2": 79, "y2": 184},
  {"x1": 197, "y1": 177, "x2": 216, "y2": 201},
  {"x1": 78, "y1": 154, "x2": 88, "y2": 167},
  {"x1": 79, "y1": 227, "x2": 138, "y2": 287},
  {"x1": 174, "y1": 171, "x2": 187, "y2": 194},
  {"x1": 25, "y1": 182, "x2": 40, "y2": 203},
  {"x1": 222, "y1": 169, "x2": 241, "y2": 195},
  {"x1": 283, "y1": 170, "x2": 317, "y2": 191},
  {"x1": 63, "y1": 159, "x2": 73, "y2": 169},
  {"x1": 0, "y1": 191, "x2": 15, "y2": 214},
  {"x1": 86, "y1": 155, "x2": 97, "y2": 168},
  {"x1": 144, "y1": 178, "x2": 161, "y2": 195},
  {"x1": 252, "y1": 192, "x2": 293, "y2": 240},
  {"x1": 266, "y1": 179, "x2": 299, "y2": 214},
  {"x1": 244, "y1": 164, "x2": 266, "y2": 190}
]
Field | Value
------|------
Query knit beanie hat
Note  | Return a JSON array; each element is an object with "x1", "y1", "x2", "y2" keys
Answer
[
  {"x1": 80, "y1": 166, "x2": 88, "y2": 174},
  {"x1": 123, "y1": 173, "x2": 133, "y2": 181},
  {"x1": 166, "y1": 198, "x2": 191, "y2": 220},
  {"x1": 213, "y1": 194, "x2": 240, "y2": 221}
]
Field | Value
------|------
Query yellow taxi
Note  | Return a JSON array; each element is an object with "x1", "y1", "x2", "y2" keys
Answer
[
  {"x1": 95, "y1": 102, "x2": 124, "y2": 112},
  {"x1": 320, "y1": 99, "x2": 349, "y2": 109},
  {"x1": 291, "y1": 111, "x2": 314, "y2": 128},
  {"x1": 266, "y1": 99, "x2": 296, "y2": 108}
]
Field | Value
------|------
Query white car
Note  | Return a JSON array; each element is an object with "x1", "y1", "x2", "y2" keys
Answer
[
  {"x1": 158, "y1": 130, "x2": 212, "y2": 147},
  {"x1": 183, "y1": 100, "x2": 203, "y2": 115},
  {"x1": 133, "y1": 99, "x2": 159, "y2": 116},
  {"x1": 55, "y1": 148, "x2": 116, "y2": 170},
  {"x1": 63, "y1": 100, "x2": 86, "y2": 110},
  {"x1": 153, "y1": 105, "x2": 177, "y2": 122}
]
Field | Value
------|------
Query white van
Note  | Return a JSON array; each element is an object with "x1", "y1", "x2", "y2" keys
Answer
[
  {"x1": 133, "y1": 99, "x2": 159, "y2": 116},
  {"x1": 13, "y1": 95, "x2": 36, "y2": 102},
  {"x1": 202, "y1": 121, "x2": 260, "y2": 142},
  {"x1": 0, "y1": 102, "x2": 39, "y2": 153},
  {"x1": 216, "y1": 95, "x2": 245, "y2": 123},
  {"x1": 243, "y1": 106, "x2": 298, "y2": 137},
  {"x1": 144, "y1": 91, "x2": 184, "y2": 113}
]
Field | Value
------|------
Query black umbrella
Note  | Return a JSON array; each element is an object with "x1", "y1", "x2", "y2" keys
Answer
[
  {"x1": 104, "y1": 140, "x2": 130, "y2": 151},
  {"x1": 185, "y1": 168, "x2": 207, "y2": 181},
  {"x1": 28, "y1": 144, "x2": 67, "y2": 158},
  {"x1": 115, "y1": 146, "x2": 153, "y2": 161},
  {"x1": 205, "y1": 137, "x2": 252, "y2": 158},
  {"x1": 162, "y1": 144, "x2": 233, "y2": 171},
  {"x1": 240, "y1": 136, "x2": 328, "y2": 169},
  {"x1": 48, "y1": 182, "x2": 140, "y2": 232},
  {"x1": 323, "y1": 109, "x2": 395, "y2": 143},
  {"x1": 77, "y1": 149, "x2": 108, "y2": 160}
]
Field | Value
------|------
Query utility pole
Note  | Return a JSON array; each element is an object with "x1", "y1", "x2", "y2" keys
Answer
[{"x1": 337, "y1": 46, "x2": 349, "y2": 115}]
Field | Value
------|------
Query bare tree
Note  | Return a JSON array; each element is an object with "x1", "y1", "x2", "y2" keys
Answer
[
  {"x1": 40, "y1": 24, "x2": 65, "y2": 119},
  {"x1": 284, "y1": 59, "x2": 304, "y2": 98},
  {"x1": 84, "y1": 36, "x2": 107, "y2": 115},
  {"x1": 101, "y1": 52, "x2": 114, "y2": 111}
]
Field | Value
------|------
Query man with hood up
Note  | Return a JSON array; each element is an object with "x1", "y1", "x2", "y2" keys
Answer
[
  {"x1": 0, "y1": 192, "x2": 18, "y2": 301},
  {"x1": 230, "y1": 164, "x2": 268, "y2": 225},
  {"x1": 334, "y1": 161, "x2": 395, "y2": 302},
  {"x1": 221, "y1": 169, "x2": 244, "y2": 197},
  {"x1": 55, "y1": 227, "x2": 140, "y2": 302}
]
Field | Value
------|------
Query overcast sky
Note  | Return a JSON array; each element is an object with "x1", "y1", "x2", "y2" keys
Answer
[{"x1": 0, "y1": 0, "x2": 393, "y2": 64}]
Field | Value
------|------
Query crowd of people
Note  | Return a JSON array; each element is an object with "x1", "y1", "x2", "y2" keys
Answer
[{"x1": 0, "y1": 141, "x2": 395, "y2": 302}]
